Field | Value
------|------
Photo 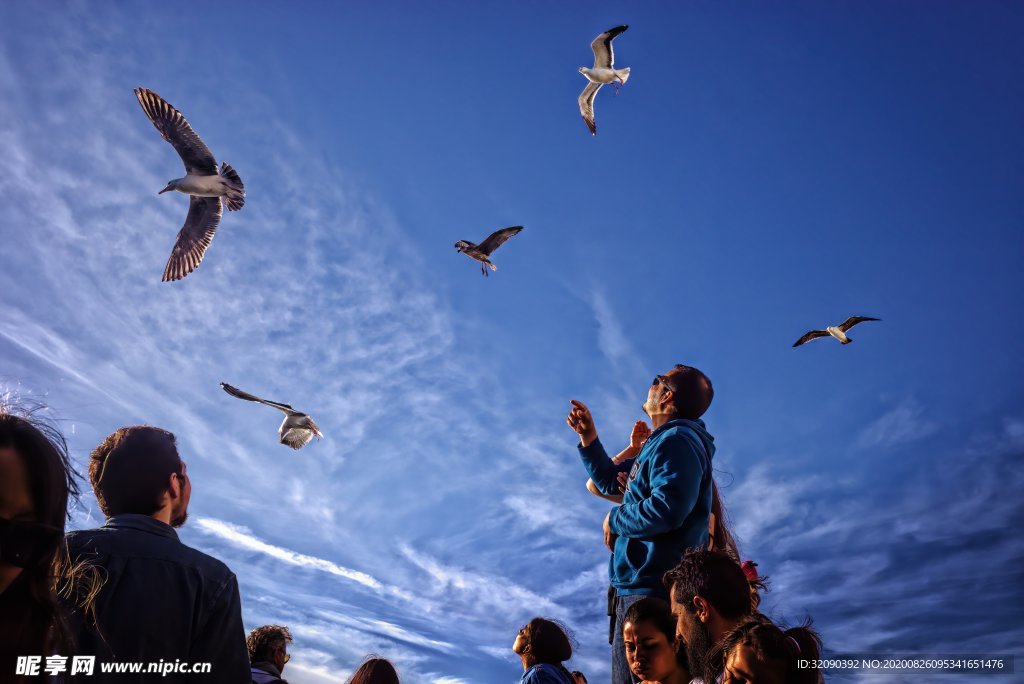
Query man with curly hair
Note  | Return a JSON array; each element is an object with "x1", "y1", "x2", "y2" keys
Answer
[{"x1": 247, "y1": 625, "x2": 293, "y2": 684}]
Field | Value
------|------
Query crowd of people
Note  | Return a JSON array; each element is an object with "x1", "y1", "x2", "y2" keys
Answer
[{"x1": 0, "y1": 363, "x2": 825, "y2": 683}]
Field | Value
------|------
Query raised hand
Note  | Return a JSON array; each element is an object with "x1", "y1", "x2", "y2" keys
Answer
[
  {"x1": 567, "y1": 400, "x2": 598, "y2": 447},
  {"x1": 630, "y1": 420, "x2": 651, "y2": 451}
]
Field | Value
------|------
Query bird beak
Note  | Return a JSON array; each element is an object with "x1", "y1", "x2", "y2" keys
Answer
[{"x1": 158, "y1": 187, "x2": 172, "y2": 194}]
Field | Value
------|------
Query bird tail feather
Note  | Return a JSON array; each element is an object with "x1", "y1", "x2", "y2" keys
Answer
[
  {"x1": 615, "y1": 67, "x2": 631, "y2": 85},
  {"x1": 488, "y1": 262, "x2": 497, "y2": 271},
  {"x1": 219, "y1": 162, "x2": 245, "y2": 211},
  {"x1": 841, "y1": 337, "x2": 852, "y2": 344}
]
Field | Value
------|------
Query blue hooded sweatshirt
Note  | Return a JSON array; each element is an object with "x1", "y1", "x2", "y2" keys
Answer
[{"x1": 579, "y1": 418, "x2": 714, "y2": 595}]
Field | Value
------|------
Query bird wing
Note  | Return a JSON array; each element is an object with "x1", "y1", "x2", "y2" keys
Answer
[
  {"x1": 220, "y1": 382, "x2": 296, "y2": 414},
  {"x1": 478, "y1": 226, "x2": 524, "y2": 255},
  {"x1": 280, "y1": 427, "x2": 315, "y2": 450},
  {"x1": 162, "y1": 196, "x2": 222, "y2": 282},
  {"x1": 591, "y1": 25, "x2": 628, "y2": 69},
  {"x1": 838, "y1": 316, "x2": 881, "y2": 332},
  {"x1": 578, "y1": 81, "x2": 602, "y2": 135},
  {"x1": 305, "y1": 416, "x2": 323, "y2": 437},
  {"x1": 792, "y1": 330, "x2": 831, "y2": 348},
  {"x1": 135, "y1": 88, "x2": 218, "y2": 175}
]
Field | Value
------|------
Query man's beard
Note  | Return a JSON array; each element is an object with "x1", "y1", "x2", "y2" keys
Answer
[
  {"x1": 684, "y1": 619, "x2": 719, "y2": 683},
  {"x1": 641, "y1": 398, "x2": 654, "y2": 417},
  {"x1": 171, "y1": 509, "x2": 189, "y2": 528}
]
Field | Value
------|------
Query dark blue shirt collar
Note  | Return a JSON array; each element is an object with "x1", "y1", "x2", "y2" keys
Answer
[{"x1": 102, "y1": 513, "x2": 180, "y2": 540}]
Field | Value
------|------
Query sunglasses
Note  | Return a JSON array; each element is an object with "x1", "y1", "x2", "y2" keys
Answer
[
  {"x1": 0, "y1": 516, "x2": 62, "y2": 568},
  {"x1": 653, "y1": 364, "x2": 687, "y2": 392}
]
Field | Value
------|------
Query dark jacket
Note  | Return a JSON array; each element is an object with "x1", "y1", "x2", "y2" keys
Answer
[
  {"x1": 579, "y1": 418, "x2": 714, "y2": 595},
  {"x1": 62, "y1": 514, "x2": 249, "y2": 683}
]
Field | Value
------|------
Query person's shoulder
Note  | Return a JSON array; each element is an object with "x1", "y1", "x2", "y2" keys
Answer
[
  {"x1": 522, "y1": 664, "x2": 572, "y2": 684},
  {"x1": 651, "y1": 426, "x2": 703, "y2": 454},
  {"x1": 64, "y1": 526, "x2": 110, "y2": 554},
  {"x1": 176, "y1": 540, "x2": 237, "y2": 583}
]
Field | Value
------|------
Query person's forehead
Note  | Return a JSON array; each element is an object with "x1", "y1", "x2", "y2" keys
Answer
[
  {"x1": 725, "y1": 645, "x2": 757, "y2": 677},
  {"x1": 628, "y1": 620, "x2": 667, "y2": 640}
]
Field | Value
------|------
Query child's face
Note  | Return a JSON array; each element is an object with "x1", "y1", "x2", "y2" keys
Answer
[
  {"x1": 623, "y1": 619, "x2": 680, "y2": 682},
  {"x1": 723, "y1": 644, "x2": 786, "y2": 684}
]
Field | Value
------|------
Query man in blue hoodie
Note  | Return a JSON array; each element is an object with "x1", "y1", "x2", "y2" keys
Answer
[{"x1": 567, "y1": 364, "x2": 715, "y2": 684}]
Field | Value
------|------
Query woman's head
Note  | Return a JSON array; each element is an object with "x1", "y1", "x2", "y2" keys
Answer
[
  {"x1": 512, "y1": 617, "x2": 573, "y2": 667},
  {"x1": 721, "y1": 617, "x2": 823, "y2": 684},
  {"x1": 346, "y1": 656, "x2": 400, "y2": 684},
  {"x1": 622, "y1": 598, "x2": 687, "y2": 682},
  {"x1": 0, "y1": 406, "x2": 80, "y2": 668},
  {"x1": 0, "y1": 410, "x2": 77, "y2": 594}
]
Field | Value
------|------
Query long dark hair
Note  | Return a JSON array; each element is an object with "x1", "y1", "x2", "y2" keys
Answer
[
  {"x1": 720, "y1": 617, "x2": 824, "y2": 684},
  {"x1": 709, "y1": 481, "x2": 739, "y2": 561},
  {"x1": 346, "y1": 656, "x2": 400, "y2": 684},
  {"x1": 519, "y1": 617, "x2": 576, "y2": 680},
  {"x1": 0, "y1": 406, "x2": 79, "y2": 673}
]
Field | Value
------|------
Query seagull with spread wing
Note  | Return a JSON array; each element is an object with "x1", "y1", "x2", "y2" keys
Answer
[
  {"x1": 793, "y1": 316, "x2": 881, "y2": 348},
  {"x1": 135, "y1": 88, "x2": 245, "y2": 282},
  {"x1": 578, "y1": 25, "x2": 631, "y2": 135},
  {"x1": 454, "y1": 226, "x2": 523, "y2": 276},
  {"x1": 220, "y1": 383, "x2": 322, "y2": 450}
]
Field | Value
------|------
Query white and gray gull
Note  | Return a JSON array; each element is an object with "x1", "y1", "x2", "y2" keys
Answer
[
  {"x1": 454, "y1": 226, "x2": 523, "y2": 276},
  {"x1": 578, "y1": 25, "x2": 631, "y2": 135},
  {"x1": 793, "y1": 316, "x2": 881, "y2": 348},
  {"x1": 220, "y1": 383, "x2": 323, "y2": 450},
  {"x1": 135, "y1": 88, "x2": 245, "y2": 282}
]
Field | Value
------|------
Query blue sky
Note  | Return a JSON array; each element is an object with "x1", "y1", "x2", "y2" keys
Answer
[{"x1": 1, "y1": 1, "x2": 1022, "y2": 682}]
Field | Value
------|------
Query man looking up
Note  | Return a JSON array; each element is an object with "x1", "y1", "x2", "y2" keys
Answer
[{"x1": 567, "y1": 364, "x2": 716, "y2": 684}]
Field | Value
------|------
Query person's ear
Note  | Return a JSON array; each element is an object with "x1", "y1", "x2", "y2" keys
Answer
[
  {"x1": 168, "y1": 472, "x2": 182, "y2": 499},
  {"x1": 692, "y1": 596, "x2": 710, "y2": 623},
  {"x1": 660, "y1": 389, "x2": 674, "y2": 411}
]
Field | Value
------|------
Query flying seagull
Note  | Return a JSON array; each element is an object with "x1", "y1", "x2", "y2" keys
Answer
[
  {"x1": 578, "y1": 25, "x2": 631, "y2": 135},
  {"x1": 135, "y1": 88, "x2": 245, "y2": 282},
  {"x1": 454, "y1": 226, "x2": 523, "y2": 276},
  {"x1": 793, "y1": 316, "x2": 881, "y2": 348},
  {"x1": 220, "y1": 383, "x2": 322, "y2": 450}
]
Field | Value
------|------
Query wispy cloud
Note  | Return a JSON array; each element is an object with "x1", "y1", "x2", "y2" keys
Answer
[
  {"x1": 858, "y1": 399, "x2": 938, "y2": 448},
  {"x1": 195, "y1": 517, "x2": 384, "y2": 590},
  {"x1": 734, "y1": 415, "x2": 1024, "y2": 660},
  {"x1": 399, "y1": 543, "x2": 567, "y2": 620}
]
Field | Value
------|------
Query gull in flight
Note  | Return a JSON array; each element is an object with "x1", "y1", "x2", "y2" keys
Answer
[
  {"x1": 454, "y1": 226, "x2": 523, "y2": 276},
  {"x1": 793, "y1": 316, "x2": 881, "y2": 348},
  {"x1": 578, "y1": 25, "x2": 631, "y2": 135},
  {"x1": 135, "y1": 88, "x2": 245, "y2": 281},
  {"x1": 220, "y1": 383, "x2": 323, "y2": 450}
]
